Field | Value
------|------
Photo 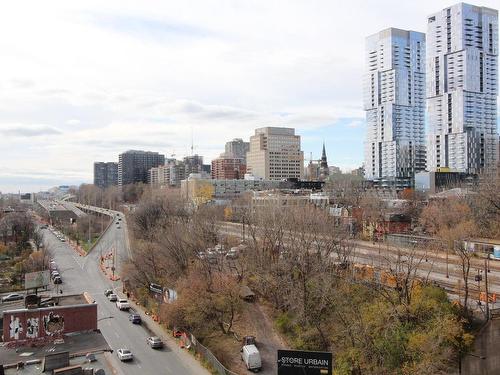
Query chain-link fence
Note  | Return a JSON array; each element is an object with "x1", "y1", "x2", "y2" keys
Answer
[{"x1": 187, "y1": 332, "x2": 239, "y2": 375}]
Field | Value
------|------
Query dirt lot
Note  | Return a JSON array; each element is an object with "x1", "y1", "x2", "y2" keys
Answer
[{"x1": 222, "y1": 301, "x2": 287, "y2": 375}]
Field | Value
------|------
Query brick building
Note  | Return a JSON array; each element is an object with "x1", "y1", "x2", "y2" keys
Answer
[
  {"x1": 211, "y1": 157, "x2": 246, "y2": 179},
  {"x1": 1, "y1": 294, "x2": 97, "y2": 343}
]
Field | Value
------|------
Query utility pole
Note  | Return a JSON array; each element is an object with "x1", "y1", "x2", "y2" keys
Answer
[
  {"x1": 88, "y1": 215, "x2": 92, "y2": 245},
  {"x1": 446, "y1": 246, "x2": 449, "y2": 278},
  {"x1": 485, "y1": 257, "x2": 490, "y2": 320}
]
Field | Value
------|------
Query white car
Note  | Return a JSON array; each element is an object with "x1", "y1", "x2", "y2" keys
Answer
[
  {"x1": 116, "y1": 298, "x2": 130, "y2": 310},
  {"x1": 116, "y1": 349, "x2": 133, "y2": 361}
]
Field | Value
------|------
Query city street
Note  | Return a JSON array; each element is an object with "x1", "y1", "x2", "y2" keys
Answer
[{"x1": 42, "y1": 205, "x2": 209, "y2": 375}]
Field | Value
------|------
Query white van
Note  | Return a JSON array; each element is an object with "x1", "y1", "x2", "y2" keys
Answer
[{"x1": 241, "y1": 344, "x2": 262, "y2": 372}]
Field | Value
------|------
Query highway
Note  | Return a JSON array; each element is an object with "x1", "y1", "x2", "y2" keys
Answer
[{"x1": 44, "y1": 202, "x2": 209, "y2": 375}]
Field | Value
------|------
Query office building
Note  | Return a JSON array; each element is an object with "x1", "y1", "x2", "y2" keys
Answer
[
  {"x1": 93, "y1": 162, "x2": 118, "y2": 188},
  {"x1": 364, "y1": 28, "x2": 426, "y2": 188},
  {"x1": 246, "y1": 127, "x2": 304, "y2": 180},
  {"x1": 225, "y1": 138, "x2": 250, "y2": 162},
  {"x1": 427, "y1": 3, "x2": 498, "y2": 174},
  {"x1": 118, "y1": 150, "x2": 165, "y2": 186}
]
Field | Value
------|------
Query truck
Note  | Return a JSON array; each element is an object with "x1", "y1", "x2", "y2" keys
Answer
[
  {"x1": 241, "y1": 344, "x2": 262, "y2": 372},
  {"x1": 116, "y1": 298, "x2": 130, "y2": 310}
]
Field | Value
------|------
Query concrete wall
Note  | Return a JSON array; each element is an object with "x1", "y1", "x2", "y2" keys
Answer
[{"x1": 2, "y1": 304, "x2": 97, "y2": 342}]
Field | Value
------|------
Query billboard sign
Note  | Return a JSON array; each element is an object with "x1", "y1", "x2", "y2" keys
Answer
[
  {"x1": 277, "y1": 349, "x2": 333, "y2": 375},
  {"x1": 25, "y1": 270, "x2": 50, "y2": 289}
]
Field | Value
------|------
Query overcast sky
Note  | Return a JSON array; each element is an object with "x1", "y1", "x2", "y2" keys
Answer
[{"x1": 0, "y1": 0, "x2": 498, "y2": 193}]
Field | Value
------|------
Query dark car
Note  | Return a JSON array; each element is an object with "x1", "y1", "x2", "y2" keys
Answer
[
  {"x1": 129, "y1": 314, "x2": 141, "y2": 324},
  {"x1": 104, "y1": 289, "x2": 113, "y2": 297},
  {"x1": 147, "y1": 336, "x2": 164, "y2": 349},
  {"x1": 53, "y1": 276, "x2": 62, "y2": 284}
]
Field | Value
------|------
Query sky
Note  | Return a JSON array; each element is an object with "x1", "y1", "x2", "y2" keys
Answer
[{"x1": 0, "y1": 0, "x2": 498, "y2": 193}]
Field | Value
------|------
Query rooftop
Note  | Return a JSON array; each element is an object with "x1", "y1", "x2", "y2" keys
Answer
[{"x1": 1, "y1": 293, "x2": 91, "y2": 316}]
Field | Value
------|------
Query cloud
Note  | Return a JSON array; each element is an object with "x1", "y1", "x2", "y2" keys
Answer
[
  {"x1": 0, "y1": 124, "x2": 62, "y2": 137},
  {"x1": 84, "y1": 12, "x2": 215, "y2": 43},
  {"x1": 346, "y1": 120, "x2": 364, "y2": 129},
  {"x1": 0, "y1": 0, "x2": 499, "y2": 192}
]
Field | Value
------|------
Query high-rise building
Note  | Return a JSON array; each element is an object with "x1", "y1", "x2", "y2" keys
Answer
[
  {"x1": 211, "y1": 156, "x2": 246, "y2": 179},
  {"x1": 363, "y1": 28, "x2": 426, "y2": 188},
  {"x1": 246, "y1": 127, "x2": 304, "y2": 180},
  {"x1": 93, "y1": 162, "x2": 118, "y2": 188},
  {"x1": 225, "y1": 138, "x2": 250, "y2": 163},
  {"x1": 183, "y1": 154, "x2": 204, "y2": 176},
  {"x1": 427, "y1": 3, "x2": 498, "y2": 174},
  {"x1": 118, "y1": 150, "x2": 165, "y2": 186}
]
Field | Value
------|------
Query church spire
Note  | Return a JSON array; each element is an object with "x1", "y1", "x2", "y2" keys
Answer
[
  {"x1": 321, "y1": 141, "x2": 327, "y2": 162},
  {"x1": 319, "y1": 141, "x2": 329, "y2": 180}
]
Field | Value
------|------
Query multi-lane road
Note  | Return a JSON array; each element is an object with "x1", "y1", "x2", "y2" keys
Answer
[{"x1": 45, "y1": 202, "x2": 208, "y2": 375}]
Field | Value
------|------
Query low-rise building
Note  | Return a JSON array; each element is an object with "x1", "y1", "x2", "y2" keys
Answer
[
  {"x1": 415, "y1": 170, "x2": 478, "y2": 194},
  {"x1": 1, "y1": 294, "x2": 97, "y2": 343},
  {"x1": 181, "y1": 175, "x2": 282, "y2": 203},
  {"x1": 252, "y1": 190, "x2": 329, "y2": 208}
]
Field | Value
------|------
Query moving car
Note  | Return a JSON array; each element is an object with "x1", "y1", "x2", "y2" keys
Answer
[
  {"x1": 116, "y1": 349, "x2": 133, "y2": 361},
  {"x1": 147, "y1": 336, "x2": 164, "y2": 349},
  {"x1": 241, "y1": 344, "x2": 262, "y2": 372},
  {"x1": 104, "y1": 289, "x2": 113, "y2": 297},
  {"x1": 116, "y1": 298, "x2": 130, "y2": 310},
  {"x1": 129, "y1": 314, "x2": 141, "y2": 324},
  {"x1": 108, "y1": 293, "x2": 118, "y2": 302},
  {"x1": 1, "y1": 293, "x2": 24, "y2": 303}
]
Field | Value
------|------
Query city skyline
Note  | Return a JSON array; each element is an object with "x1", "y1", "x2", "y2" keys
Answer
[{"x1": 0, "y1": 0, "x2": 499, "y2": 193}]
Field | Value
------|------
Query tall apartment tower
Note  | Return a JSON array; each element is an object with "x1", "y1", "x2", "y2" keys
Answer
[
  {"x1": 427, "y1": 3, "x2": 498, "y2": 174},
  {"x1": 363, "y1": 28, "x2": 426, "y2": 188},
  {"x1": 246, "y1": 127, "x2": 304, "y2": 180},
  {"x1": 118, "y1": 150, "x2": 165, "y2": 186},
  {"x1": 93, "y1": 162, "x2": 118, "y2": 188}
]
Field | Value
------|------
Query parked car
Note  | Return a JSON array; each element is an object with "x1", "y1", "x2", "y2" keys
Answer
[
  {"x1": 1, "y1": 293, "x2": 24, "y2": 303},
  {"x1": 104, "y1": 289, "x2": 113, "y2": 297},
  {"x1": 147, "y1": 336, "x2": 164, "y2": 349},
  {"x1": 116, "y1": 299, "x2": 130, "y2": 310},
  {"x1": 225, "y1": 248, "x2": 239, "y2": 260},
  {"x1": 241, "y1": 344, "x2": 262, "y2": 372},
  {"x1": 53, "y1": 276, "x2": 62, "y2": 284},
  {"x1": 116, "y1": 349, "x2": 133, "y2": 361},
  {"x1": 129, "y1": 314, "x2": 141, "y2": 324},
  {"x1": 108, "y1": 293, "x2": 118, "y2": 302},
  {"x1": 51, "y1": 271, "x2": 60, "y2": 279}
]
